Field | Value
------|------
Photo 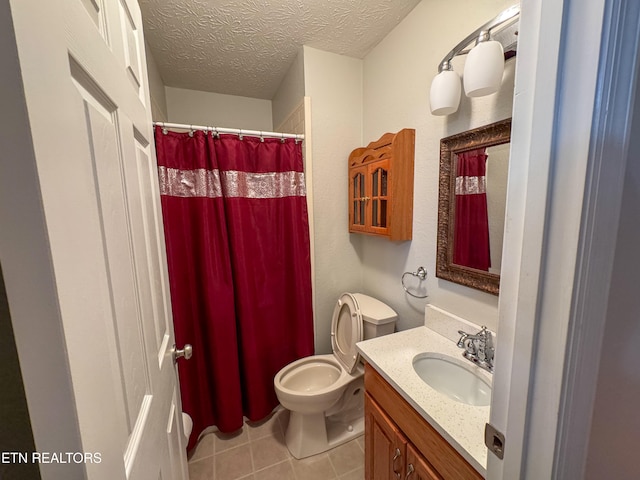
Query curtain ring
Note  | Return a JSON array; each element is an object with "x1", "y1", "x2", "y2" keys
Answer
[
  {"x1": 160, "y1": 122, "x2": 168, "y2": 135},
  {"x1": 239, "y1": 128, "x2": 244, "y2": 141},
  {"x1": 213, "y1": 127, "x2": 219, "y2": 139},
  {"x1": 188, "y1": 125, "x2": 194, "y2": 137},
  {"x1": 281, "y1": 132, "x2": 285, "y2": 143},
  {"x1": 260, "y1": 131, "x2": 265, "y2": 143}
]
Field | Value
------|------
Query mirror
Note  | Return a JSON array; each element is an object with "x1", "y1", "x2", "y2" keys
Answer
[{"x1": 436, "y1": 118, "x2": 511, "y2": 295}]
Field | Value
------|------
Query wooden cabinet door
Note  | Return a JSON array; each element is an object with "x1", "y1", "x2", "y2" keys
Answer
[
  {"x1": 367, "y1": 159, "x2": 391, "y2": 237},
  {"x1": 348, "y1": 159, "x2": 391, "y2": 236},
  {"x1": 349, "y1": 165, "x2": 368, "y2": 233},
  {"x1": 406, "y1": 444, "x2": 443, "y2": 480},
  {"x1": 365, "y1": 393, "x2": 407, "y2": 480}
]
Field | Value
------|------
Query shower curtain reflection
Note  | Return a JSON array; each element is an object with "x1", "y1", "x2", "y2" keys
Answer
[{"x1": 453, "y1": 148, "x2": 491, "y2": 271}]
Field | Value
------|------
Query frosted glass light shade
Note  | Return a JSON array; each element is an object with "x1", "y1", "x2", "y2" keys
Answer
[
  {"x1": 430, "y1": 70, "x2": 461, "y2": 116},
  {"x1": 463, "y1": 40, "x2": 504, "y2": 97}
]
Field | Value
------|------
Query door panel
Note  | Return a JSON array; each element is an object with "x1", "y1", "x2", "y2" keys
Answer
[
  {"x1": 5, "y1": 0, "x2": 188, "y2": 478},
  {"x1": 118, "y1": 0, "x2": 143, "y2": 92},
  {"x1": 74, "y1": 77, "x2": 149, "y2": 435},
  {"x1": 130, "y1": 138, "x2": 170, "y2": 350},
  {"x1": 365, "y1": 393, "x2": 407, "y2": 480}
]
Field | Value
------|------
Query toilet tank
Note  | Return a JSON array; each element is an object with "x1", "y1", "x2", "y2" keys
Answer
[{"x1": 353, "y1": 293, "x2": 398, "y2": 340}]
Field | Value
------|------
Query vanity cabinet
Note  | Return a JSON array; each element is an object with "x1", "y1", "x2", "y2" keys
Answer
[
  {"x1": 348, "y1": 129, "x2": 415, "y2": 241},
  {"x1": 364, "y1": 364, "x2": 483, "y2": 480},
  {"x1": 407, "y1": 443, "x2": 443, "y2": 480},
  {"x1": 365, "y1": 394, "x2": 442, "y2": 480},
  {"x1": 365, "y1": 393, "x2": 409, "y2": 480}
]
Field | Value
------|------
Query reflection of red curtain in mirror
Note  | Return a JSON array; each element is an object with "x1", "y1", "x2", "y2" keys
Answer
[{"x1": 454, "y1": 148, "x2": 491, "y2": 271}]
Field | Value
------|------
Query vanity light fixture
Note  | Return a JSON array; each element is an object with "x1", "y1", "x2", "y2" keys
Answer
[{"x1": 429, "y1": 4, "x2": 519, "y2": 116}]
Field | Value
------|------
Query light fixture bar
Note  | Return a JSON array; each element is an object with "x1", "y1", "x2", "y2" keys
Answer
[{"x1": 437, "y1": 5, "x2": 520, "y2": 73}]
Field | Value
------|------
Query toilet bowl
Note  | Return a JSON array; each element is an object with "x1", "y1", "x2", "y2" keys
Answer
[{"x1": 274, "y1": 293, "x2": 397, "y2": 459}]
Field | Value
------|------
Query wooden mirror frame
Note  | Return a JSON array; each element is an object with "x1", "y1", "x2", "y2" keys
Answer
[{"x1": 436, "y1": 118, "x2": 512, "y2": 295}]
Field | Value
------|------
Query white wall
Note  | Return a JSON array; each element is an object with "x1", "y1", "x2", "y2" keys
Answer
[
  {"x1": 584, "y1": 89, "x2": 640, "y2": 479},
  {"x1": 303, "y1": 46, "x2": 364, "y2": 354},
  {"x1": 145, "y1": 42, "x2": 168, "y2": 122},
  {"x1": 165, "y1": 86, "x2": 273, "y2": 131},
  {"x1": 272, "y1": 49, "x2": 305, "y2": 131},
  {"x1": 359, "y1": 0, "x2": 515, "y2": 332}
]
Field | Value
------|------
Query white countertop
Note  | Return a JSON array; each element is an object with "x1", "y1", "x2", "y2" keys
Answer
[{"x1": 356, "y1": 325, "x2": 491, "y2": 476}]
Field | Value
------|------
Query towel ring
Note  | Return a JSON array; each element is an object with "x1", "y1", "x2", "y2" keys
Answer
[{"x1": 401, "y1": 267, "x2": 428, "y2": 298}]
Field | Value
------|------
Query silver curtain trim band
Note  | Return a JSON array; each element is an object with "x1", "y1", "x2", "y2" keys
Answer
[
  {"x1": 222, "y1": 171, "x2": 306, "y2": 198},
  {"x1": 455, "y1": 176, "x2": 486, "y2": 195},
  {"x1": 158, "y1": 166, "x2": 222, "y2": 198},
  {"x1": 158, "y1": 166, "x2": 306, "y2": 199}
]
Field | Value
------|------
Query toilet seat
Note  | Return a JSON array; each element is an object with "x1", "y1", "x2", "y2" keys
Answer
[{"x1": 330, "y1": 293, "x2": 363, "y2": 374}]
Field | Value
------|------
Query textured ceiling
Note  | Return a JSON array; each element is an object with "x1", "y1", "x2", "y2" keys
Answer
[{"x1": 139, "y1": 0, "x2": 421, "y2": 99}]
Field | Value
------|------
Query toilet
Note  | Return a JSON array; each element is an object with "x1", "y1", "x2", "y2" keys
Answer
[{"x1": 274, "y1": 292, "x2": 397, "y2": 459}]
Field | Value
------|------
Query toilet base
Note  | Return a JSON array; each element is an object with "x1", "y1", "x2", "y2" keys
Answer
[{"x1": 284, "y1": 410, "x2": 364, "y2": 459}]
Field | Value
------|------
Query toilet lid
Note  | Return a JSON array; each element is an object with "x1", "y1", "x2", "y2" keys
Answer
[{"x1": 331, "y1": 293, "x2": 363, "y2": 374}]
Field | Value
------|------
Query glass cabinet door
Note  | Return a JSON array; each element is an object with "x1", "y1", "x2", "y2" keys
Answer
[
  {"x1": 369, "y1": 159, "x2": 390, "y2": 230},
  {"x1": 349, "y1": 166, "x2": 367, "y2": 230}
]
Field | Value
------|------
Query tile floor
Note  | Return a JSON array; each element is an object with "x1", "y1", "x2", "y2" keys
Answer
[{"x1": 187, "y1": 409, "x2": 365, "y2": 480}]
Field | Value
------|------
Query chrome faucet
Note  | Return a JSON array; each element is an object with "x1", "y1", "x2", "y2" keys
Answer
[{"x1": 457, "y1": 326, "x2": 494, "y2": 373}]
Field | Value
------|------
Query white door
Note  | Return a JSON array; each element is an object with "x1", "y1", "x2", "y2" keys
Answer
[{"x1": 1, "y1": 0, "x2": 188, "y2": 479}]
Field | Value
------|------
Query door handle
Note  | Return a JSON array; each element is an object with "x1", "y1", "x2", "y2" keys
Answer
[
  {"x1": 405, "y1": 464, "x2": 415, "y2": 478},
  {"x1": 172, "y1": 344, "x2": 193, "y2": 363},
  {"x1": 392, "y1": 448, "x2": 401, "y2": 479}
]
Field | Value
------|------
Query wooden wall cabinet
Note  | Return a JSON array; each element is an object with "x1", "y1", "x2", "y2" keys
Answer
[
  {"x1": 364, "y1": 364, "x2": 483, "y2": 480},
  {"x1": 348, "y1": 129, "x2": 415, "y2": 241}
]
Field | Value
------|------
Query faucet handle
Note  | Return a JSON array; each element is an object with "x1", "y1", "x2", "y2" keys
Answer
[{"x1": 456, "y1": 330, "x2": 469, "y2": 348}]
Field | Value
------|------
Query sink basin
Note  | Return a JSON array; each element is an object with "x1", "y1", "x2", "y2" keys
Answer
[{"x1": 412, "y1": 352, "x2": 491, "y2": 406}]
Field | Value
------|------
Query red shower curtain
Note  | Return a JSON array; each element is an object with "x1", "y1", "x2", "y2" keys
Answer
[
  {"x1": 154, "y1": 127, "x2": 314, "y2": 450},
  {"x1": 453, "y1": 148, "x2": 491, "y2": 271}
]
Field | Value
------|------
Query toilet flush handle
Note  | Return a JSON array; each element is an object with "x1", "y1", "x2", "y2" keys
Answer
[{"x1": 172, "y1": 344, "x2": 193, "y2": 364}]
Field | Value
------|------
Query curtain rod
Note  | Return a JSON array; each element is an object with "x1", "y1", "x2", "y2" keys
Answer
[{"x1": 153, "y1": 122, "x2": 304, "y2": 140}]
